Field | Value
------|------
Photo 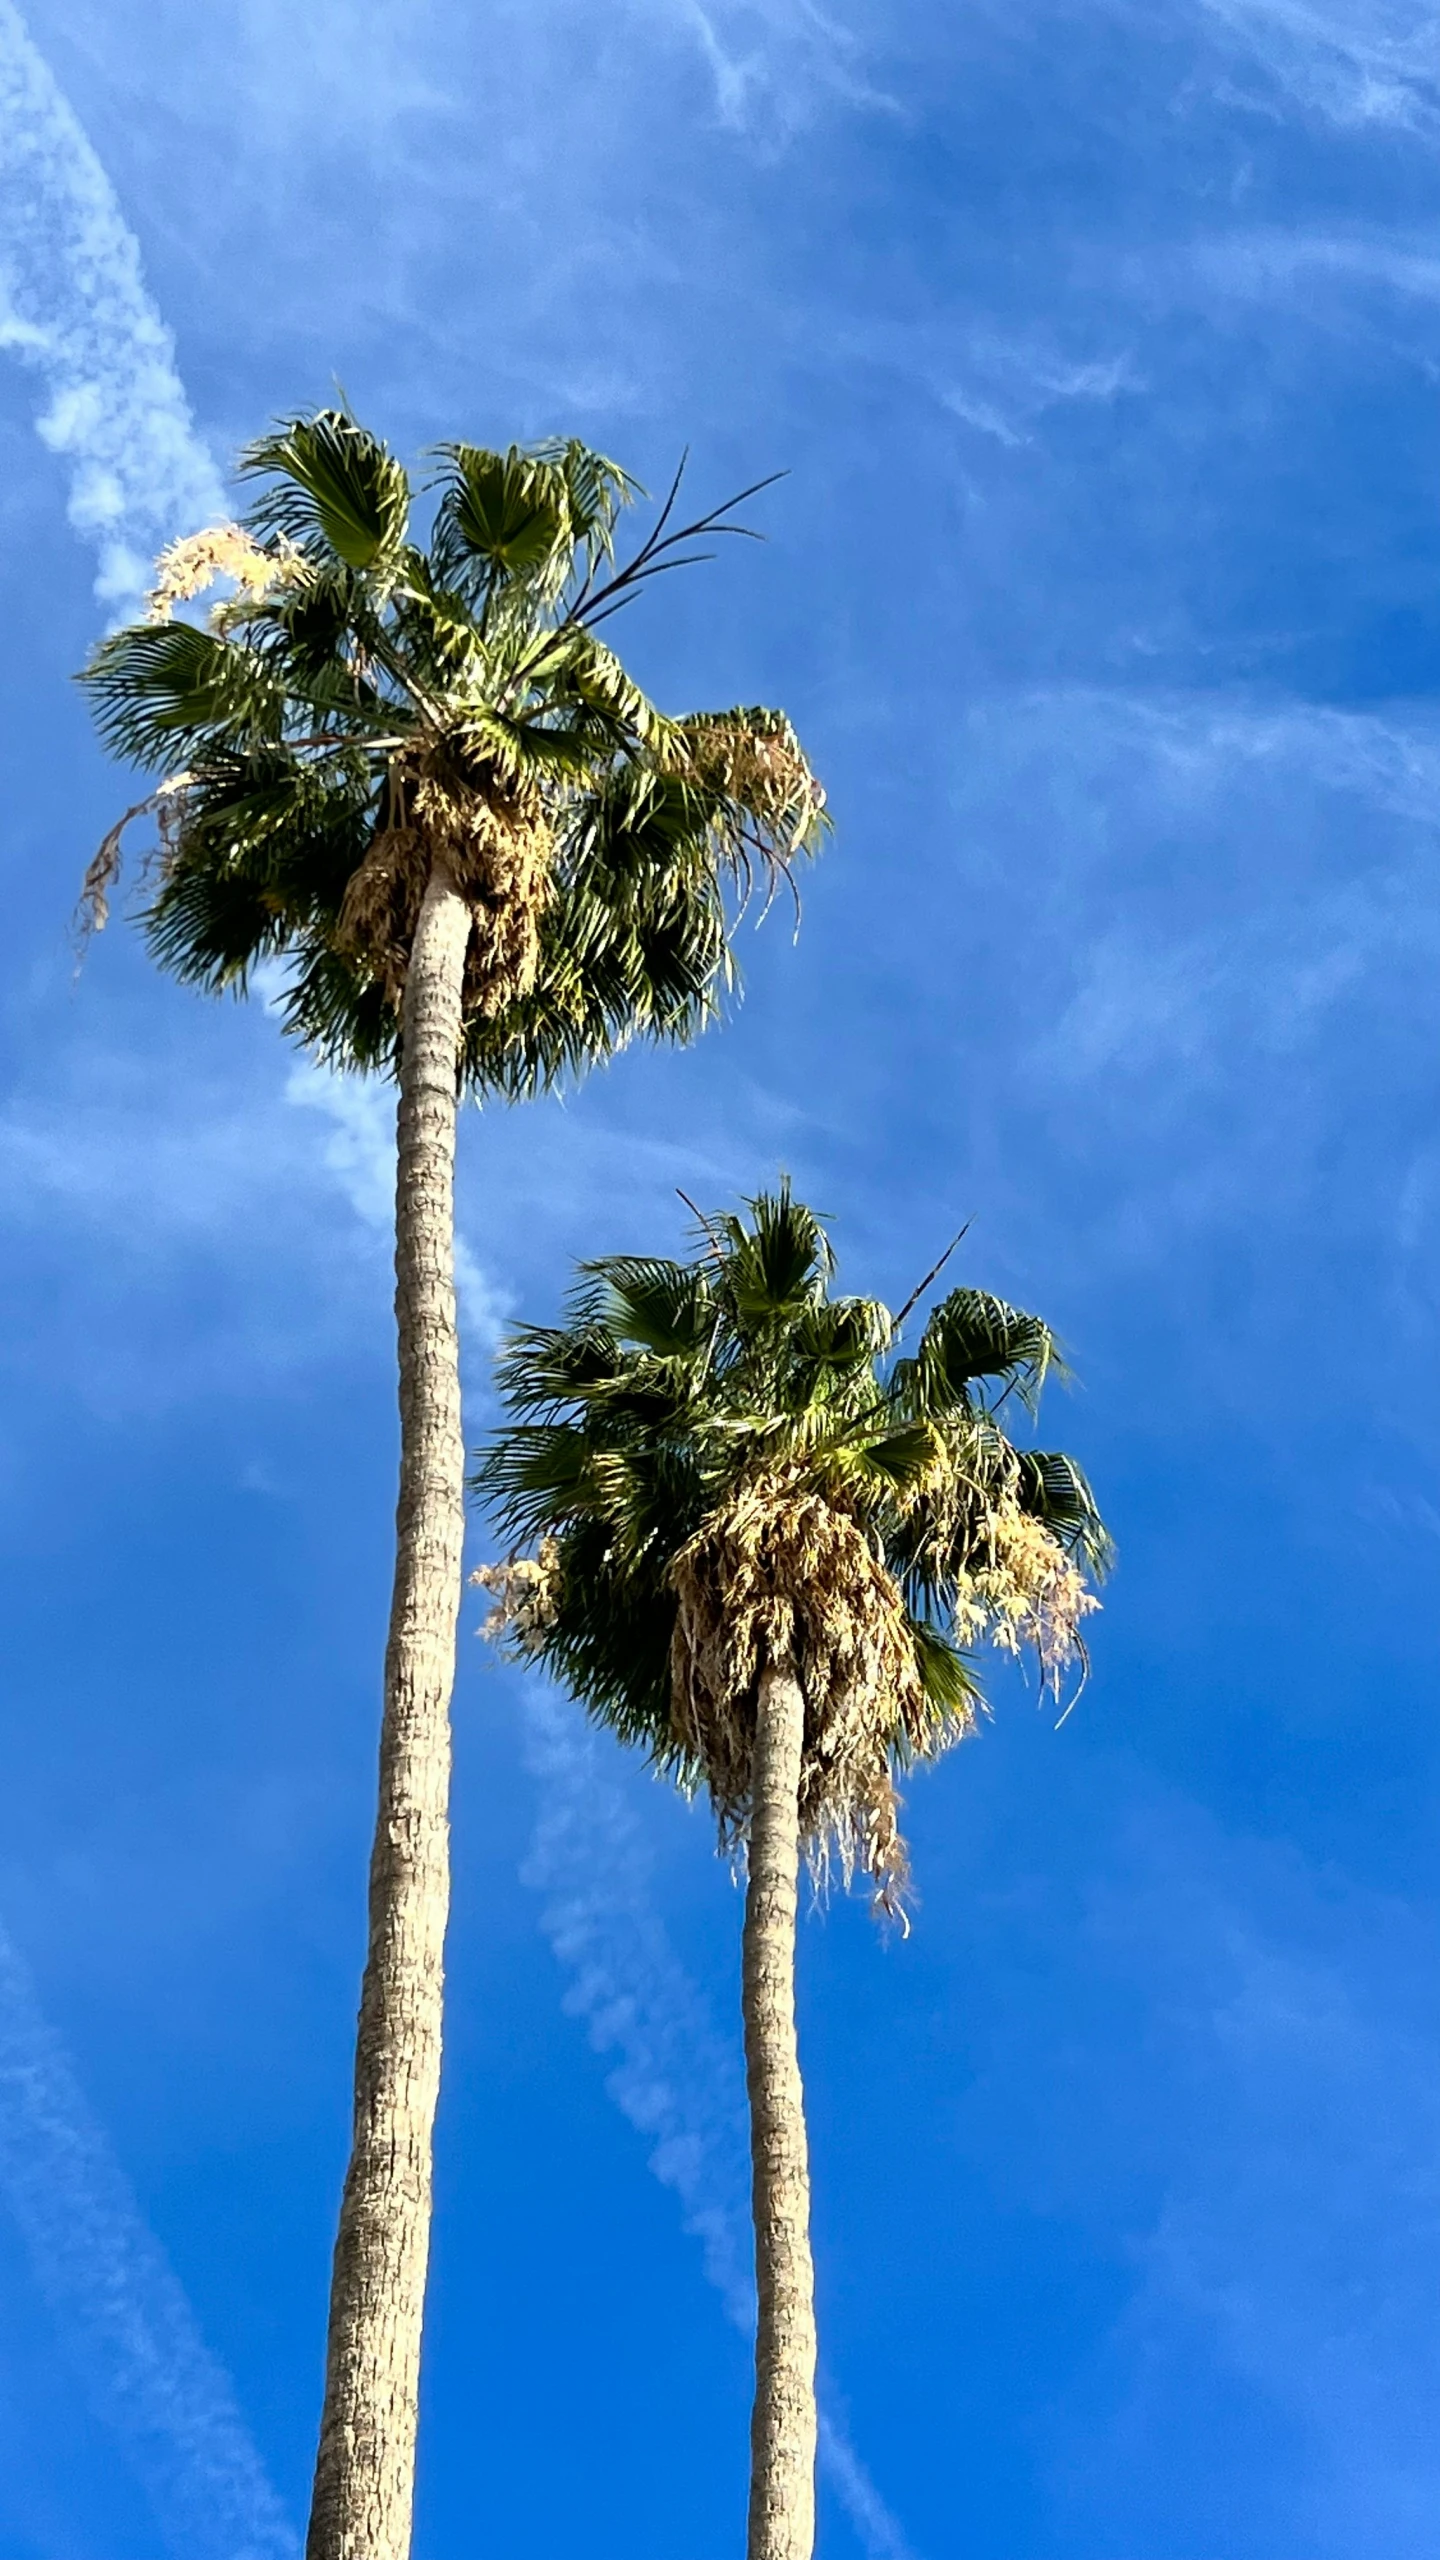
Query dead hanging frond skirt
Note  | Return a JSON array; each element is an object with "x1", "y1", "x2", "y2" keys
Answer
[
  {"x1": 338, "y1": 745, "x2": 555, "y2": 1017},
  {"x1": 668, "y1": 1485, "x2": 970, "y2": 1914}
]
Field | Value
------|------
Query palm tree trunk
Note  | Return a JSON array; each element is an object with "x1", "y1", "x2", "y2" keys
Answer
[
  {"x1": 743, "y1": 1657, "x2": 819, "y2": 2560},
  {"x1": 306, "y1": 863, "x2": 473, "y2": 2560}
]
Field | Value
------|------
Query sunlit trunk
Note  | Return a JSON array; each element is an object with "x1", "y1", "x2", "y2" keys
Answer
[
  {"x1": 742, "y1": 1656, "x2": 818, "y2": 2560},
  {"x1": 306, "y1": 863, "x2": 472, "y2": 2560}
]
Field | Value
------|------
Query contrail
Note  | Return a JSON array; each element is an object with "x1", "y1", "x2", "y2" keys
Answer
[
  {"x1": 0, "y1": 1921, "x2": 298, "y2": 2560},
  {"x1": 0, "y1": 0, "x2": 224, "y2": 609},
  {"x1": 521, "y1": 1686, "x2": 757, "y2": 2329},
  {"x1": 0, "y1": 14, "x2": 294, "y2": 2543},
  {"x1": 519, "y1": 1686, "x2": 921, "y2": 2560}
]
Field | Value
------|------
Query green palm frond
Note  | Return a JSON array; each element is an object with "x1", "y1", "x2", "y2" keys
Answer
[
  {"x1": 494, "y1": 1319, "x2": 626, "y2": 1414},
  {"x1": 898, "y1": 1288, "x2": 1068, "y2": 1421},
  {"x1": 429, "y1": 443, "x2": 573, "y2": 593},
  {"x1": 851, "y1": 1420, "x2": 942, "y2": 1490},
  {"x1": 252, "y1": 558, "x2": 367, "y2": 673},
  {"x1": 793, "y1": 1296, "x2": 893, "y2": 1375},
  {"x1": 905, "y1": 1620, "x2": 980, "y2": 1728},
  {"x1": 1014, "y1": 1449, "x2": 1113, "y2": 1571},
  {"x1": 587, "y1": 1257, "x2": 717, "y2": 1360},
  {"x1": 427, "y1": 439, "x2": 636, "y2": 613},
  {"x1": 84, "y1": 624, "x2": 289, "y2": 763},
  {"x1": 713, "y1": 1181, "x2": 834, "y2": 1326},
  {"x1": 544, "y1": 439, "x2": 638, "y2": 556},
  {"x1": 274, "y1": 946, "x2": 397, "y2": 1072},
  {"x1": 538, "y1": 629, "x2": 672, "y2": 748},
  {"x1": 239, "y1": 410, "x2": 412, "y2": 574}
]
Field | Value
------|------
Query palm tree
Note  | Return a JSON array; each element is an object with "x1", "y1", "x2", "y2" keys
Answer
[
  {"x1": 77, "y1": 418, "x2": 825, "y2": 2560},
  {"x1": 472, "y1": 1186, "x2": 1111, "y2": 2560}
]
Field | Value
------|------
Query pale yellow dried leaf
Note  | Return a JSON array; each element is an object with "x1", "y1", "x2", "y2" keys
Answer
[{"x1": 146, "y1": 524, "x2": 288, "y2": 624}]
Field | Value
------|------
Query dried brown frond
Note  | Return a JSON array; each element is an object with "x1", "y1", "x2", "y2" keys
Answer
[
  {"x1": 679, "y1": 712, "x2": 823, "y2": 843},
  {"x1": 74, "y1": 773, "x2": 192, "y2": 950},
  {"x1": 337, "y1": 741, "x2": 555, "y2": 1016},
  {"x1": 669, "y1": 1481, "x2": 964, "y2": 1916},
  {"x1": 950, "y1": 1499, "x2": 1099, "y2": 1693},
  {"x1": 147, "y1": 525, "x2": 291, "y2": 625},
  {"x1": 76, "y1": 800, "x2": 148, "y2": 943},
  {"x1": 666, "y1": 1467, "x2": 1100, "y2": 1913},
  {"x1": 471, "y1": 1541, "x2": 561, "y2": 1654},
  {"x1": 667, "y1": 710, "x2": 825, "y2": 915}
]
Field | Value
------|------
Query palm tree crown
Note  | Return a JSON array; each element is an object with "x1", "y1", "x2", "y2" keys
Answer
[
  {"x1": 79, "y1": 412, "x2": 824, "y2": 1086},
  {"x1": 474, "y1": 1185, "x2": 1111, "y2": 1907}
]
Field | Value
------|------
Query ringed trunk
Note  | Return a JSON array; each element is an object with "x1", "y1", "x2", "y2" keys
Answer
[
  {"x1": 742, "y1": 1657, "x2": 819, "y2": 2560},
  {"x1": 306, "y1": 863, "x2": 473, "y2": 2560}
]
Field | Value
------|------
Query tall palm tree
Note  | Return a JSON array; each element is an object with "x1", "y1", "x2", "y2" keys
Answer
[
  {"x1": 77, "y1": 418, "x2": 825, "y2": 2560},
  {"x1": 473, "y1": 1186, "x2": 1111, "y2": 2560}
]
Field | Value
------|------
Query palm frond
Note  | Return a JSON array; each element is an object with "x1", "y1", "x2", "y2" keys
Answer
[
  {"x1": 81, "y1": 623, "x2": 288, "y2": 765},
  {"x1": 905, "y1": 1288, "x2": 1068, "y2": 1417},
  {"x1": 428, "y1": 443, "x2": 574, "y2": 600},
  {"x1": 715, "y1": 1180, "x2": 834, "y2": 1325},
  {"x1": 541, "y1": 438, "x2": 638, "y2": 555},
  {"x1": 587, "y1": 1256, "x2": 717, "y2": 1359},
  {"x1": 793, "y1": 1295, "x2": 893, "y2": 1375},
  {"x1": 535, "y1": 628, "x2": 672, "y2": 749},
  {"x1": 905, "y1": 1620, "x2": 981, "y2": 1728},
  {"x1": 1014, "y1": 1449, "x2": 1113, "y2": 1572},
  {"x1": 494, "y1": 1319, "x2": 625, "y2": 1415},
  {"x1": 571, "y1": 459, "x2": 783, "y2": 629},
  {"x1": 851, "y1": 1420, "x2": 943, "y2": 1491},
  {"x1": 240, "y1": 410, "x2": 411, "y2": 575}
]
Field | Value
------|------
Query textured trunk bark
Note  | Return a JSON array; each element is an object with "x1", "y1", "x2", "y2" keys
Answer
[
  {"x1": 305, "y1": 865, "x2": 472, "y2": 2560},
  {"x1": 743, "y1": 1657, "x2": 818, "y2": 2560}
]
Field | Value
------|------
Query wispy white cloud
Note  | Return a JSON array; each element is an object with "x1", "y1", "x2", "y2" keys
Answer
[
  {"x1": 1194, "y1": 0, "x2": 1440, "y2": 135},
  {"x1": 1085, "y1": 1812, "x2": 1440, "y2": 2558},
  {"x1": 964, "y1": 689, "x2": 1440, "y2": 1082},
  {"x1": 896, "y1": 684, "x2": 1440, "y2": 1323},
  {"x1": 837, "y1": 311, "x2": 1143, "y2": 448},
  {"x1": 630, "y1": 0, "x2": 891, "y2": 133},
  {"x1": 0, "y1": 0, "x2": 223, "y2": 608},
  {"x1": 520, "y1": 1689, "x2": 756, "y2": 2326},
  {"x1": 63, "y1": 0, "x2": 879, "y2": 153},
  {"x1": 0, "y1": 1021, "x2": 518, "y2": 1417},
  {"x1": 518, "y1": 1685, "x2": 919, "y2": 2560},
  {"x1": 0, "y1": 1051, "x2": 322, "y2": 1253},
  {"x1": 282, "y1": 1065, "x2": 396, "y2": 1238},
  {"x1": 938, "y1": 338, "x2": 1143, "y2": 448},
  {"x1": 816, "y1": 2416, "x2": 920, "y2": 2560},
  {"x1": 0, "y1": 1917, "x2": 296, "y2": 2560},
  {"x1": 1188, "y1": 222, "x2": 1440, "y2": 305}
]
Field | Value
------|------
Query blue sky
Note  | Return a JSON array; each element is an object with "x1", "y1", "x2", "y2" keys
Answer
[{"x1": 3, "y1": 1, "x2": 1440, "y2": 2553}]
